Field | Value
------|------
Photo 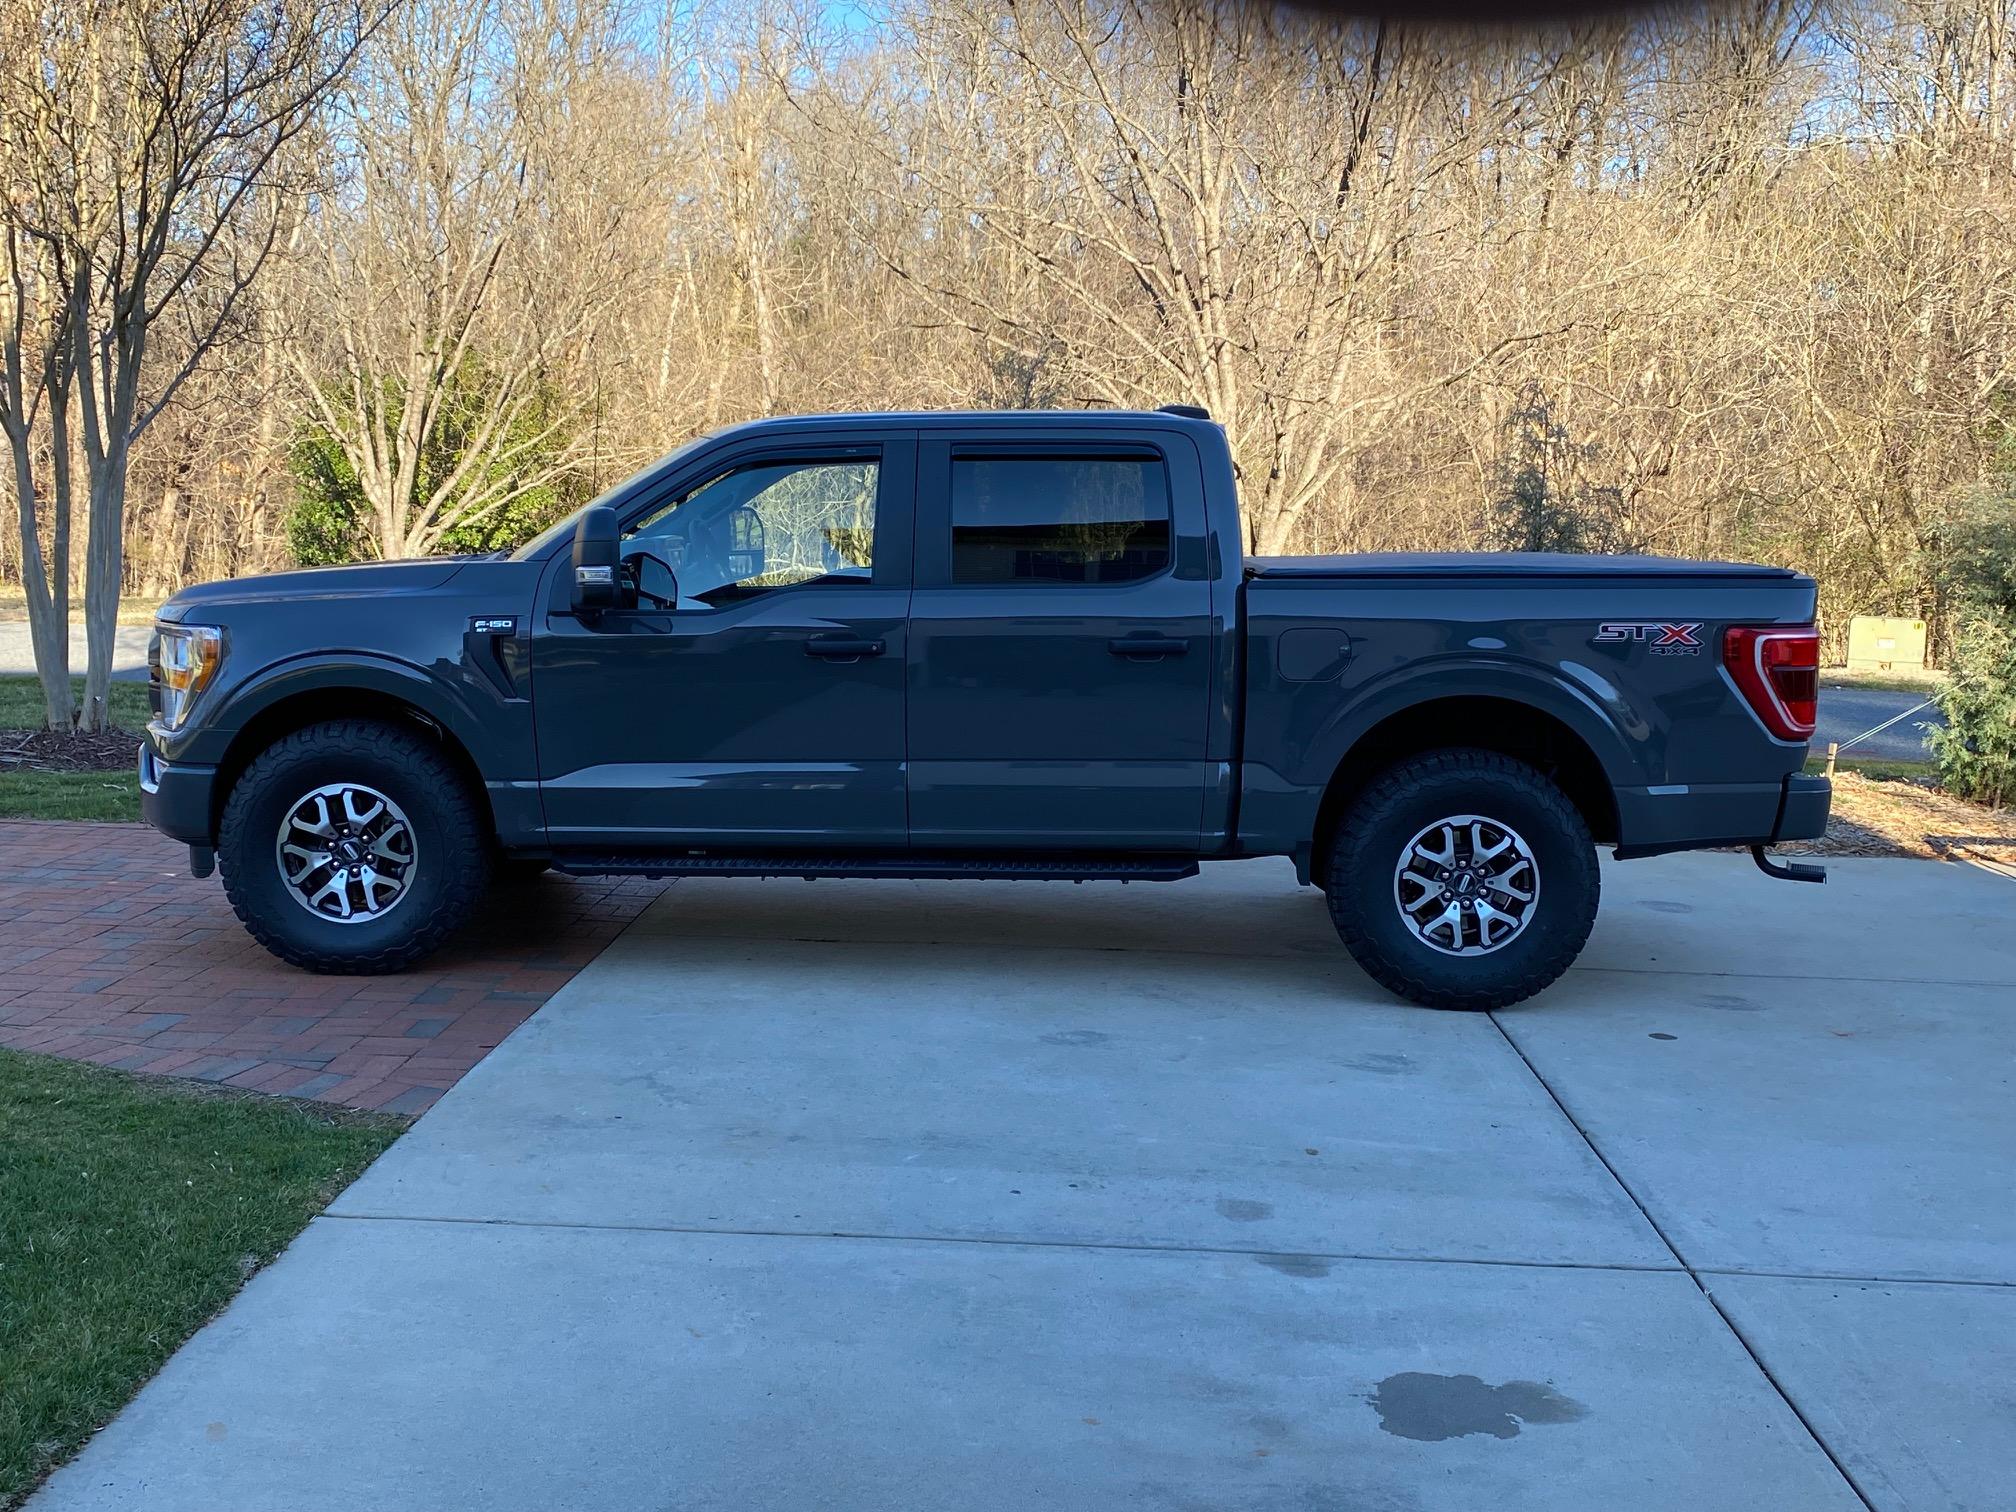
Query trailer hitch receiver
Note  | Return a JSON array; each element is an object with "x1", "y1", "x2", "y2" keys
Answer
[{"x1": 1751, "y1": 845, "x2": 1825, "y2": 884}]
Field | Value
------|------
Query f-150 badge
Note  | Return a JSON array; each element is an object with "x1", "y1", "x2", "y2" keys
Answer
[{"x1": 1593, "y1": 621, "x2": 1703, "y2": 655}]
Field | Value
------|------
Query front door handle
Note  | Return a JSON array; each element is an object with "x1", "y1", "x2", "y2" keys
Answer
[
  {"x1": 1108, "y1": 636, "x2": 1189, "y2": 659},
  {"x1": 805, "y1": 636, "x2": 886, "y2": 659}
]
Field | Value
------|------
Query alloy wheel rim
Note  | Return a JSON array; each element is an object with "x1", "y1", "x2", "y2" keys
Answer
[
  {"x1": 274, "y1": 782, "x2": 418, "y2": 924},
  {"x1": 1392, "y1": 813, "x2": 1540, "y2": 956}
]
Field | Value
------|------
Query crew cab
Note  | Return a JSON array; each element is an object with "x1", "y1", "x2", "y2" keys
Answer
[{"x1": 141, "y1": 407, "x2": 1831, "y2": 1008}]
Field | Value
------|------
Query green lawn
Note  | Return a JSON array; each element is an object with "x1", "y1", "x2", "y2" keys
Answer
[
  {"x1": 0, "y1": 676, "x2": 151, "y2": 731},
  {"x1": 0, "y1": 769, "x2": 141, "y2": 822},
  {"x1": 0, "y1": 675, "x2": 147, "y2": 820},
  {"x1": 0, "y1": 1052, "x2": 403, "y2": 1506}
]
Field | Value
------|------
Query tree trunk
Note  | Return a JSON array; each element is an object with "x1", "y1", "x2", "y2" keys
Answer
[
  {"x1": 7, "y1": 428, "x2": 73, "y2": 729},
  {"x1": 78, "y1": 445, "x2": 128, "y2": 733}
]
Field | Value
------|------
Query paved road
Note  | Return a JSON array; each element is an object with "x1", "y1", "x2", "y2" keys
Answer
[
  {"x1": 32, "y1": 853, "x2": 2014, "y2": 1512},
  {"x1": 0, "y1": 620, "x2": 152, "y2": 681},
  {"x1": 1816, "y1": 684, "x2": 1944, "y2": 761}
]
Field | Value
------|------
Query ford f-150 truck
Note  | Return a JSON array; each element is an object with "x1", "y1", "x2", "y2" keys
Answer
[{"x1": 141, "y1": 406, "x2": 1830, "y2": 1008}]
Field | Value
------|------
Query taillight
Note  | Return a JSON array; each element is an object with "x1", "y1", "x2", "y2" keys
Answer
[{"x1": 1724, "y1": 625, "x2": 1819, "y2": 741}]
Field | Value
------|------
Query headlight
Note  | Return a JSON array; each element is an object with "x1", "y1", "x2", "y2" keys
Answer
[{"x1": 152, "y1": 623, "x2": 222, "y2": 731}]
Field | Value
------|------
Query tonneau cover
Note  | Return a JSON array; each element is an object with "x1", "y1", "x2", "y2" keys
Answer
[{"x1": 1247, "y1": 551, "x2": 1800, "y2": 581}]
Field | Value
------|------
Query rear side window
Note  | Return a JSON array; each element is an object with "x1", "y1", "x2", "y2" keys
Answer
[{"x1": 950, "y1": 456, "x2": 1170, "y2": 585}]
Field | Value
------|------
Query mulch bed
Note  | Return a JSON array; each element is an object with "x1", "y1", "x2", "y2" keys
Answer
[{"x1": 0, "y1": 727, "x2": 141, "y2": 773}]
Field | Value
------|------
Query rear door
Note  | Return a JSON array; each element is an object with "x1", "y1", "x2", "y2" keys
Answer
[{"x1": 906, "y1": 427, "x2": 1214, "y2": 849}]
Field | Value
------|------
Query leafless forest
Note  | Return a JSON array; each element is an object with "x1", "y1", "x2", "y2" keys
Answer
[{"x1": 6, "y1": 0, "x2": 2015, "y2": 727}]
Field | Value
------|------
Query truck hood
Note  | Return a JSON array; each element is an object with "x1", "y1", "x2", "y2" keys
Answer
[{"x1": 157, "y1": 558, "x2": 473, "y2": 620}]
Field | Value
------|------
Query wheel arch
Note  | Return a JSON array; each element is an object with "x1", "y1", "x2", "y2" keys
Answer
[
  {"x1": 209, "y1": 662, "x2": 493, "y2": 843},
  {"x1": 1308, "y1": 695, "x2": 1618, "y2": 885}
]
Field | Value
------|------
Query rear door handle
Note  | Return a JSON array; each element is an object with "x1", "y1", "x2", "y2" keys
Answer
[
  {"x1": 805, "y1": 636, "x2": 885, "y2": 659},
  {"x1": 1108, "y1": 636, "x2": 1189, "y2": 659}
]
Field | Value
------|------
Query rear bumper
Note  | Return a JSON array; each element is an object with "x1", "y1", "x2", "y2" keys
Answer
[
  {"x1": 1613, "y1": 772, "x2": 1831, "y2": 859},
  {"x1": 1772, "y1": 773, "x2": 1832, "y2": 843},
  {"x1": 138, "y1": 738, "x2": 217, "y2": 846}
]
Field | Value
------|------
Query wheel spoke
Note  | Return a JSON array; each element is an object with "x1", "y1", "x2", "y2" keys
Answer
[
  {"x1": 1412, "y1": 825, "x2": 1457, "y2": 869},
  {"x1": 1471, "y1": 823, "x2": 1512, "y2": 864},
  {"x1": 342, "y1": 790, "x2": 386, "y2": 828},
  {"x1": 292, "y1": 795, "x2": 335, "y2": 839}
]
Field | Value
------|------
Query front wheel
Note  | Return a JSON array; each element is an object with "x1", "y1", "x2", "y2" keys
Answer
[
  {"x1": 1324, "y1": 749, "x2": 1598, "y2": 1011},
  {"x1": 218, "y1": 720, "x2": 491, "y2": 974}
]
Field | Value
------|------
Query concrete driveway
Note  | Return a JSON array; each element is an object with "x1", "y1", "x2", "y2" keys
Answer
[{"x1": 32, "y1": 854, "x2": 2016, "y2": 1511}]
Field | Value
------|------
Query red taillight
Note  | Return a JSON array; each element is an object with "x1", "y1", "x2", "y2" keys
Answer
[{"x1": 1724, "y1": 626, "x2": 1820, "y2": 741}]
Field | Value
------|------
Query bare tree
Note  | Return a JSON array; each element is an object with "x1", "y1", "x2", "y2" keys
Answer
[
  {"x1": 0, "y1": 0, "x2": 377, "y2": 730},
  {"x1": 277, "y1": 0, "x2": 661, "y2": 559}
]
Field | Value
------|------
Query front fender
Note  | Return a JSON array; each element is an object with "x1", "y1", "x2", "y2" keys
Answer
[{"x1": 158, "y1": 651, "x2": 498, "y2": 772}]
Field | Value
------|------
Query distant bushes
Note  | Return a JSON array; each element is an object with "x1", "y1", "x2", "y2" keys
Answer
[{"x1": 1927, "y1": 490, "x2": 2016, "y2": 809}]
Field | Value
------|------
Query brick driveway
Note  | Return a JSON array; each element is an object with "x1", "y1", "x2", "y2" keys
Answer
[{"x1": 0, "y1": 821, "x2": 666, "y2": 1115}]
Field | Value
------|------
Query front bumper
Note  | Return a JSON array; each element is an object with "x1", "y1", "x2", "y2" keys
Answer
[{"x1": 138, "y1": 737, "x2": 218, "y2": 846}]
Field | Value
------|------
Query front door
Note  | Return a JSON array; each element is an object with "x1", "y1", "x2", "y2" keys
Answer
[
  {"x1": 532, "y1": 438, "x2": 914, "y2": 849},
  {"x1": 906, "y1": 433, "x2": 1214, "y2": 849}
]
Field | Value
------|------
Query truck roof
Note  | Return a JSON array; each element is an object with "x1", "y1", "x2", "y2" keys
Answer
[{"x1": 708, "y1": 408, "x2": 1219, "y2": 438}]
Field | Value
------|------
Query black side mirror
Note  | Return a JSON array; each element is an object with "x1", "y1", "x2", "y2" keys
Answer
[{"x1": 571, "y1": 506, "x2": 625, "y2": 612}]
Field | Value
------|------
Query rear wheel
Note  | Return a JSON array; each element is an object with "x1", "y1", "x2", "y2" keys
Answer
[
  {"x1": 218, "y1": 720, "x2": 491, "y2": 973},
  {"x1": 1324, "y1": 749, "x2": 1598, "y2": 1010}
]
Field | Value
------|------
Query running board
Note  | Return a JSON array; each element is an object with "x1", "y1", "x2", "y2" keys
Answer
[{"x1": 550, "y1": 852, "x2": 1201, "y2": 883}]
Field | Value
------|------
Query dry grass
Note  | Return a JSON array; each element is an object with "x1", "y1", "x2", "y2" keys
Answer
[{"x1": 1780, "y1": 771, "x2": 2016, "y2": 868}]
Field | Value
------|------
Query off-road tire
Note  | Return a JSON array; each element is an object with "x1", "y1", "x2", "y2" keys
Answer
[
  {"x1": 218, "y1": 720, "x2": 491, "y2": 974},
  {"x1": 1324, "y1": 748, "x2": 1598, "y2": 1011}
]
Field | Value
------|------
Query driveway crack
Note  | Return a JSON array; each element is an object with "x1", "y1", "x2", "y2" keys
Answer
[{"x1": 1488, "y1": 1008, "x2": 1879, "y2": 1512}]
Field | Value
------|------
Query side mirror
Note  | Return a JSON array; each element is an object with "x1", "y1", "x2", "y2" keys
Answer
[
  {"x1": 571, "y1": 506, "x2": 625, "y2": 612},
  {"x1": 726, "y1": 504, "x2": 766, "y2": 581}
]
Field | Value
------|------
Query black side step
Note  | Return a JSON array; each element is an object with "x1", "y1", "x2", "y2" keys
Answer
[{"x1": 550, "y1": 853, "x2": 1201, "y2": 883}]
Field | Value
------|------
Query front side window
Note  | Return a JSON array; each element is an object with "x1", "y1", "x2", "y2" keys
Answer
[
  {"x1": 951, "y1": 456, "x2": 1170, "y2": 585},
  {"x1": 629, "y1": 458, "x2": 878, "y2": 607}
]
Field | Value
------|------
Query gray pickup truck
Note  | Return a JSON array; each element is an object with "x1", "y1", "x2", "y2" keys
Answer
[{"x1": 141, "y1": 406, "x2": 1829, "y2": 1008}]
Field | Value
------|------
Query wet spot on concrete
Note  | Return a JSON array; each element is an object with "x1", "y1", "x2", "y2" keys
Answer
[
  {"x1": 1700, "y1": 993, "x2": 1762, "y2": 1012},
  {"x1": 1639, "y1": 899, "x2": 1694, "y2": 914},
  {"x1": 1371, "y1": 1372, "x2": 1587, "y2": 1442},
  {"x1": 1216, "y1": 1197, "x2": 1273, "y2": 1222},
  {"x1": 205, "y1": 1421, "x2": 228, "y2": 1442},
  {"x1": 1041, "y1": 1030, "x2": 1111, "y2": 1047},
  {"x1": 1370, "y1": 1370, "x2": 1588, "y2": 1443},
  {"x1": 1649, "y1": 1032, "x2": 1678, "y2": 1041},
  {"x1": 1344, "y1": 1052, "x2": 1415, "y2": 1075},
  {"x1": 1255, "y1": 1253, "x2": 1331, "y2": 1278}
]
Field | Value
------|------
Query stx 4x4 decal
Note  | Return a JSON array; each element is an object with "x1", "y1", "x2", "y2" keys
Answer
[{"x1": 1593, "y1": 621, "x2": 1704, "y2": 655}]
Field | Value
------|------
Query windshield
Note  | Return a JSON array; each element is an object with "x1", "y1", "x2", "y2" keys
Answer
[{"x1": 506, "y1": 437, "x2": 713, "y2": 561}]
